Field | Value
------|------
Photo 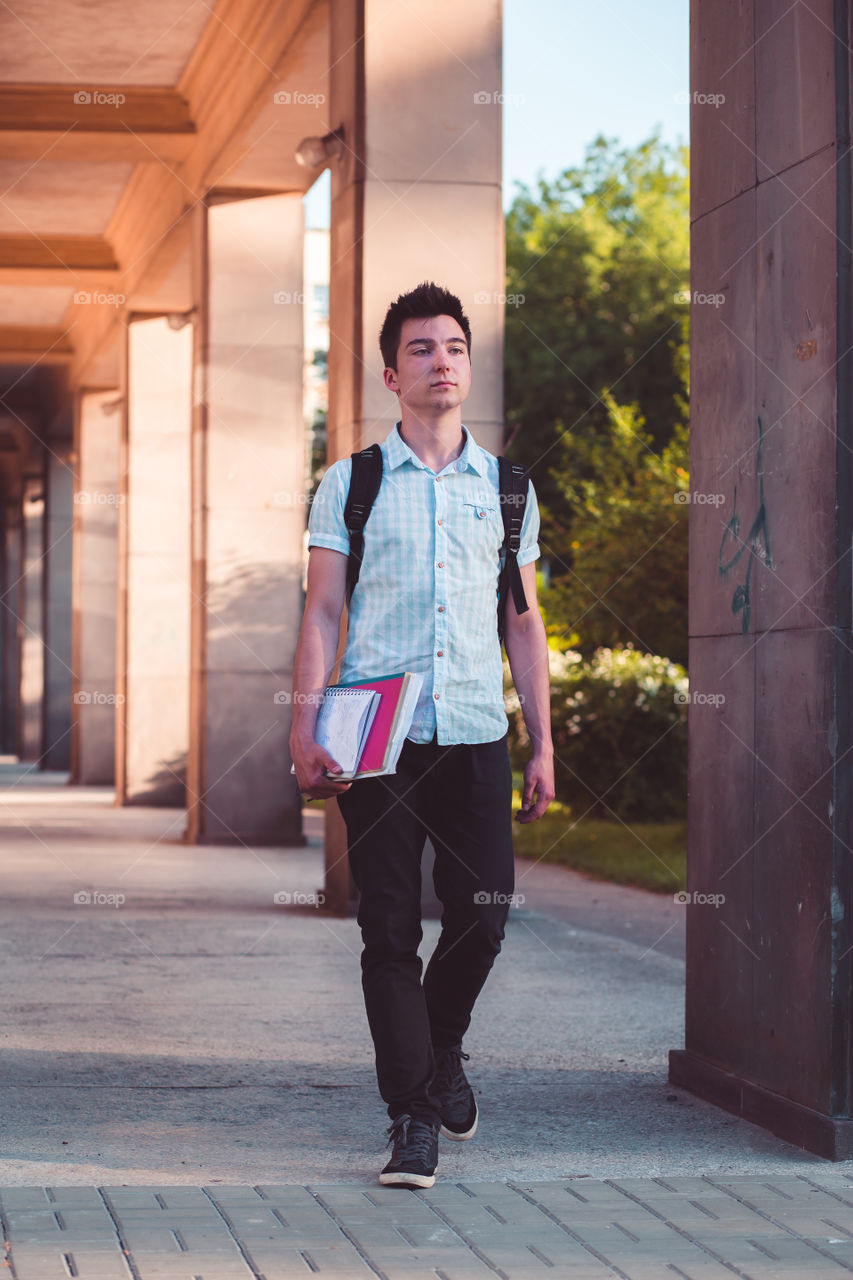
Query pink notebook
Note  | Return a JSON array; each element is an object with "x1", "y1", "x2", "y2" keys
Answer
[{"x1": 333, "y1": 671, "x2": 423, "y2": 777}]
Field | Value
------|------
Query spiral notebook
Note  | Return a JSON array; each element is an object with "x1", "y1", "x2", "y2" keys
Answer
[{"x1": 315, "y1": 685, "x2": 380, "y2": 777}]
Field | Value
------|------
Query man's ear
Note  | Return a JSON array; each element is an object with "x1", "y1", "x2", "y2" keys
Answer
[{"x1": 383, "y1": 366, "x2": 399, "y2": 393}]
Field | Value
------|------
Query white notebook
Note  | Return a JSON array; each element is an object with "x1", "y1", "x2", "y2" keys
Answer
[{"x1": 290, "y1": 686, "x2": 380, "y2": 779}]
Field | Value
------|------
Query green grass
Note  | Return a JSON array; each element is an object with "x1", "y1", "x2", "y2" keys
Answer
[{"x1": 511, "y1": 772, "x2": 686, "y2": 894}]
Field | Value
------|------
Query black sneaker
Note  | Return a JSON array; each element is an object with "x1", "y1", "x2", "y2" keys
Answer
[
  {"x1": 379, "y1": 1112, "x2": 440, "y2": 1188},
  {"x1": 432, "y1": 1044, "x2": 478, "y2": 1141}
]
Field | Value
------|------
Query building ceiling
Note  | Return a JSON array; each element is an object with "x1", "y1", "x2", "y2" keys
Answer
[
  {"x1": 0, "y1": 0, "x2": 329, "y2": 406},
  {"x1": 0, "y1": 0, "x2": 213, "y2": 85}
]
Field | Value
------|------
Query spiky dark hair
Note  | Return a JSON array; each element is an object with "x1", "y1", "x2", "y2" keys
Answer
[{"x1": 379, "y1": 281, "x2": 472, "y2": 371}]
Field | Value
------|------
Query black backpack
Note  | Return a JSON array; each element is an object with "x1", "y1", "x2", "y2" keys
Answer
[{"x1": 342, "y1": 443, "x2": 530, "y2": 644}]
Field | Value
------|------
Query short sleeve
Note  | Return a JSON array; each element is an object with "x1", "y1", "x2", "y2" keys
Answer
[
  {"x1": 307, "y1": 458, "x2": 352, "y2": 555},
  {"x1": 517, "y1": 478, "x2": 541, "y2": 567}
]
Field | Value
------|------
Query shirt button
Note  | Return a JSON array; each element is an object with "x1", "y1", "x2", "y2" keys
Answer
[
  {"x1": 437, "y1": 650, "x2": 444, "y2": 657},
  {"x1": 435, "y1": 476, "x2": 441, "y2": 482},
  {"x1": 434, "y1": 692, "x2": 440, "y2": 700},
  {"x1": 437, "y1": 606, "x2": 445, "y2": 612},
  {"x1": 437, "y1": 518, "x2": 443, "y2": 526},
  {"x1": 437, "y1": 561, "x2": 444, "y2": 568}
]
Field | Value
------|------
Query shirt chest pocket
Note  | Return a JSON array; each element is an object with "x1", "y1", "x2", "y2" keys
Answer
[{"x1": 459, "y1": 500, "x2": 504, "y2": 557}]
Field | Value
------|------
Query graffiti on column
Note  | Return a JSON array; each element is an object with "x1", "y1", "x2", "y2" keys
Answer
[{"x1": 718, "y1": 417, "x2": 772, "y2": 634}]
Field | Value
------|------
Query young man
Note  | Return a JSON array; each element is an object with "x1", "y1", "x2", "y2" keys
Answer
[{"x1": 289, "y1": 282, "x2": 554, "y2": 1188}]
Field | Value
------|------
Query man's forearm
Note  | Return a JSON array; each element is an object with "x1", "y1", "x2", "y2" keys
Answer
[
  {"x1": 504, "y1": 612, "x2": 553, "y2": 756},
  {"x1": 290, "y1": 610, "x2": 342, "y2": 746}
]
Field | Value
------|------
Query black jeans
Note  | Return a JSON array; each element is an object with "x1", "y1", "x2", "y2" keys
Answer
[{"x1": 336, "y1": 732, "x2": 515, "y2": 1123}]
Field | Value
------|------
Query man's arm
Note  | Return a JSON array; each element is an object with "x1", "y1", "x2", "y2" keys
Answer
[
  {"x1": 503, "y1": 560, "x2": 555, "y2": 823},
  {"x1": 289, "y1": 547, "x2": 355, "y2": 800}
]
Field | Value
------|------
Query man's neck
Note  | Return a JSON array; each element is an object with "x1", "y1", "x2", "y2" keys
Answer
[{"x1": 397, "y1": 410, "x2": 466, "y2": 473}]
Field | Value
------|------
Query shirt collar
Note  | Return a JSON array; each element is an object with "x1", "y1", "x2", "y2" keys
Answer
[{"x1": 382, "y1": 421, "x2": 486, "y2": 476}]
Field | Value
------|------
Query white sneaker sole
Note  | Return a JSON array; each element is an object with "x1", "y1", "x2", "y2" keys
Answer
[
  {"x1": 440, "y1": 1101, "x2": 478, "y2": 1142},
  {"x1": 379, "y1": 1170, "x2": 436, "y2": 1188}
]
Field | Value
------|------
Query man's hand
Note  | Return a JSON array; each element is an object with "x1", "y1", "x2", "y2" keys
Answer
[
  {"x1": 292, "y1": 739, "x2": 354, "y2": 801},
  {"x1": 515, "y1": 751, "x2": 555, "y2": 824}
]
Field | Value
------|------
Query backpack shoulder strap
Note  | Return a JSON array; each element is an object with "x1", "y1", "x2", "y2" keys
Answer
[
  {"x1": 343, "y1": 443, "x2": 383, "y2": 609},
  {"x1": 497, "y1": 455, "x2": 531, "y2": 642}
]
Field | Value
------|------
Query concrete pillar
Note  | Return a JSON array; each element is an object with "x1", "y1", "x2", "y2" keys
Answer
[
  {"x1": 117, "y1": 316, "x2": 192, "y2": 806},
  {"x1": 18, "y1": 472, "x2": 44, "y2": 762},
  {"x1": 322, "y1": 0, "x2": 504, "y2": 914},
  {"x1": 42, "y1": 436, "x2": 74, "y2": 771},
  {"x1": 185, "y1": 194, "x2": 305, "y2": 846},
  {"x1": 327, "y1": 0, "x2": 504, "y2": 461},
  {"x1": 1, "y1": 498, "x2": 22, "y2": 756},
  {"x1": 71, "y1": 389, "x2": 121, "y2": 785},
  {"x1": 670, "y1": 0, "x2": 853, "y2": 1158}
]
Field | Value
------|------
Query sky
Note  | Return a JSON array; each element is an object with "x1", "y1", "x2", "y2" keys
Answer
[
  {"x1": 304, "y1": 0, "x2": 689, "y2": 226},
  {"x1": 502, "y1": 0, "x2": 689, "y2": 200}
]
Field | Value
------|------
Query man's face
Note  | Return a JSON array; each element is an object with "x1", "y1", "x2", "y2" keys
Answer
[{"x1": 383, "y1": 314, "x2": 472, "y2": 414}]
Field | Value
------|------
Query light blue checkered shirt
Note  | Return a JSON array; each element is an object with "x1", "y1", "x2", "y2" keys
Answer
[{"x1": 307, "y1": 422, "x2": 540, "y2": 745}]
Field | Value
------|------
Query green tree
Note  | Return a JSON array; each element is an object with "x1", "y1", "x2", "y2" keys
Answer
[
  {"x1": 544, "y1": 392, "x2": 689, "y2": 666},
  {"x1": 505, "y1": 132, "x2": 689, "y2": 531}
]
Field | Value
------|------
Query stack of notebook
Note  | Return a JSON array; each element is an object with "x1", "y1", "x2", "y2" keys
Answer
[{"x1": 290, "y1": 671, "x2": 424, "y2": 779}]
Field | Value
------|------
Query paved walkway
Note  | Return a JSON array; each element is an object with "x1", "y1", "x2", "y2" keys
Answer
[
  {"x1": 8, "y1": 1175, "x2": 853, "y2": 1278},
  {"x1": 0, "y1": 762, "x2": 850, "y2": 1278}
]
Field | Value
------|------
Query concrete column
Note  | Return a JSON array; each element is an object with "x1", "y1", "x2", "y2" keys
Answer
[
  {"x1": 71, "y1": 389, "x2": 121, "y2": 785},
  {"x1": 322, "y1": 0, "x2": 504, "y2": 913},
  {"x1": 1, "y1": 498, "x2": 22, "y2": 756},
  {"x1": 670, "y1": 0, "x2": 853, "y2": 1158},
  {"x1": 117, "y1": 316, "x2": 192, "y2": 806},
  {"x1": 327, "y1": 0, "x2": 504, "y2": 461},
  {"x1": 185, "y1": 194, "x2": 305, "y2": 846},
  {"x1": 18, "y1": 472, "x2": 44, "y2": 762},
  {"x1": 42, "y1": 436, "x2": 74, "y2": 771}
]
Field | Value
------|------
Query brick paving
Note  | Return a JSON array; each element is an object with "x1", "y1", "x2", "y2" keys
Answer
[{"x1": 6, "y1": 1176, "x2": 853, "y2": 1278}]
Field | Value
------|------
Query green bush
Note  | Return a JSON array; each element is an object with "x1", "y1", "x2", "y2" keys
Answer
[{"x1": 506, "y1": 645, "x2": 688, "y2": 821}]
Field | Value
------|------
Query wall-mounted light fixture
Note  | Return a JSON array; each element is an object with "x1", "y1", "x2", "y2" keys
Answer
[
  {"x1": 294, "y1": 128, "x2": 345, "y2": 170},
  {"x1": 166, "y1": 308, "x2": 197, "y2": 332}
]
